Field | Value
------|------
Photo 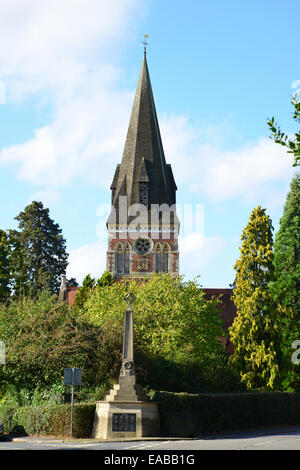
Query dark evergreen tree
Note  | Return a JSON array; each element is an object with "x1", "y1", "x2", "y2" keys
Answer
[
  {"x1": 0, "y1": 230, "x2": 11, "y2": 301},
  {"x1": 271, "y1": 174, "x2": 300, "y2": 390},
  {"x1": 67, "y1": 277, "x2": 78, "y2": 287},
  {"x1": 9, "y1": 201, "x2": 68, "y2": 296}
]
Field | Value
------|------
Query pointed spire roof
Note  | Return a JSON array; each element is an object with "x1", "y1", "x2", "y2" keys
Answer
[{"x1": 110, "y1": 51, "x2": 177, "y2": 214}]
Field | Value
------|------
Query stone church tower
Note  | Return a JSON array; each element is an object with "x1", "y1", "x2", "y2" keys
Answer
[{"x1": 106, "y1": 50, "x2": 180, "y2": 280}]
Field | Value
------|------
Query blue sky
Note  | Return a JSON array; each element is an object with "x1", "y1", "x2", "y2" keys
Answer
[{"x1": 0, "y1": 0, "x2": 298, "y2": 287}]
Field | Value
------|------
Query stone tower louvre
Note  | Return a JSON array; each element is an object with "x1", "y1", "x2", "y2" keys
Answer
[{"x1": 106, "y1": 50, "x2": 180, "y2": 279}]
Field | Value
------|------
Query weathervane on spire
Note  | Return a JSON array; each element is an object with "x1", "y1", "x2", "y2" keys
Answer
[{"x1": 141, "y1": 34, "x2": 149, "y2": 53}]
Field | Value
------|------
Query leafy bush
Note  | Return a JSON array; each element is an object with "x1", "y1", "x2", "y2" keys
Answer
[
  {"x1": 83, "y1": 274, "x2": 228, "y2": 392},
  {"x1": 0, "y1": 403, "x2": 96, "y2": 437},
  {"x1": 0, "y1": 291, "x2": 111, "y2": 398},
  {"x1": 0, "y1": 275, "x2": 239, "y2": 400}
]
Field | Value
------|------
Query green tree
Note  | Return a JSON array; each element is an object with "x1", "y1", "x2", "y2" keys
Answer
[
  {"x1": 96, "y1": 270, "x2": 115, "y2": 287},
  {"x1": 67, "y1": 277, "x2": 78, "y2": 287},
  {"x1": 9, "y1": 201, "x2": 68, "y2": 296},
  {"x1": 0, "y1": 230, "x2": 10, "y2": 301},
  {"x1": 0, "y1": 291, "x2": 112, "y2": 402},
  {"x1": 74, "y1": 274, "x2": 96, "y2": 310},
  {"x1": 229, "y1": 206, "x2": 280, "y2": 390},
  {"x1": 74, "y1": 271, "x2": 115, "y2": 310},
  {"x1": 82, "y1": 274, "x2": 229, "y2": 392},
  {"x1": 270, "y1": 174, "x2": 300, "y2": 390},
  {"x1": 268, "y1": 94, "x2": 300, "y2": 167}
]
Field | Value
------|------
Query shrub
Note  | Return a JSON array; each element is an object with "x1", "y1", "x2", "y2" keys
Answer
[
  {"x1": 0, "y1": 292, "x2": 105, "y2": 394},
  {"x1": 84, "y1": 274, "x2": 227, "y2": 392},
  {"x1": 0, "y1": 403, "x2": 96, "y2": 437}
]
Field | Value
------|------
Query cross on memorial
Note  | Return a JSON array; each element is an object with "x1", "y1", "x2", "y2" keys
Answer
[{"x1": 119, "y1": 292, "x2": 136, "y2": 379}]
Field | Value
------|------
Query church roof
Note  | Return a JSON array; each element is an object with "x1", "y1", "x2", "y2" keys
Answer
[{"x1": 109, "y1": 51, "x2": 177, "y2": 222}]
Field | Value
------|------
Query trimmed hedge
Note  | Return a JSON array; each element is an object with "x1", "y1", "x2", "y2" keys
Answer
[
  {"x1": 152, "y1": 391, "x2": 300, "y2": 437},
  {"x1": 0, "y1": 403, "x2": 96, "y2": 438},
  {"x1": 1, "y1": 392, "x2": 300, "y2": 438}
]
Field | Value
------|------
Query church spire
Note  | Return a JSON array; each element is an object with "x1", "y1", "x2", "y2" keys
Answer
[{"x1": 109, "y1": 47, "x2": 177, "y2": 217}]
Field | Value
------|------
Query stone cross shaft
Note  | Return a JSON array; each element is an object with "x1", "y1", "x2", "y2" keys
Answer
[{"x1": 120, "y1": 293, "x2": 136, "y2": 378}]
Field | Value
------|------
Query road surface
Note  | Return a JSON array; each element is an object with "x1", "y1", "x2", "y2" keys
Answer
[{"x1": 0, "y1": 427, "x2": 299, "y2": 452}]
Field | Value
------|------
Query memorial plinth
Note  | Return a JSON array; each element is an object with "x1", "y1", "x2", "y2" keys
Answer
[{"x1": 92, "y1": 294, "x2": 160, "y2": 439}]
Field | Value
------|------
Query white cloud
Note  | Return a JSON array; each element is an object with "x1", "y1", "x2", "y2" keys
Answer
[
  {"x1": 66, "y1": 240, "x2": 107, "y2": 284},
  {"x1": 160, "y1": 115, "x2": 295, "y2": 205},
  {"x1": 26, "y1": 188, "x2": 60, "y2": 207},
  {"x1": 0, "y1": 0, "x2": 144, "y2": 188},
  {"x1": 0, "y1": 0, "x2": 142, "y2": 100},
  {"x1": 179, "y1": 232, "x2": 226, "y2": 276},
  {"x1": 198, "y1": 138, "x2": 294, "y2": 202},
  {"x1": 0, "y1": 82, "x2": 133, "y2": 187}
]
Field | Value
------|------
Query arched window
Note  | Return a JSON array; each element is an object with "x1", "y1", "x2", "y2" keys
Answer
[
  {"x1": 124, "y1": 242, "x2": 130, "y2": 274},
  {"x1": 155, "y1": 243, "x2": 169, "y2": 273},
  {"x1": 115, "y1": 242, "x2": 131, "y2": 275},
  {"x1": 116, "y1": 243, "x2": 124, "y2": 274},
  {"x1": 162, "y1": 244, "x2": 169, "y2": 273},
  {"x1": 155, "y1": 244, "x2": 162, "y2": 273}
]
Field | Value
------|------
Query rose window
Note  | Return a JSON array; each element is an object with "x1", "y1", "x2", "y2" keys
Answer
[{"x1": 135, "y1": 238, "x2": 151, "y2": 254}]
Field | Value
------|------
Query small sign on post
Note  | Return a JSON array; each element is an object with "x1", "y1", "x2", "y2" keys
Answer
[
  {"x1": 64, "y1": 368, "x2": 82, "y2": 438},
  {"x1": 64, "y1": 367, "x2": 82, "y2": 386}
]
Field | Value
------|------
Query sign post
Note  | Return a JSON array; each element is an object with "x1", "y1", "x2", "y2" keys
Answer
[{"x1": 64, "y1": 367, "x2": 82, "y2": 438}]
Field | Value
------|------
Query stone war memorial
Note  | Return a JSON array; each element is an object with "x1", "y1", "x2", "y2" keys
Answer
[{"x1": 92, "y1": 293, "x2": 160, "y2": 439}]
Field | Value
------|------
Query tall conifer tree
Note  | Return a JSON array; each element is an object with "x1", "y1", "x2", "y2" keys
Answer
[
  {"x1": 0, "y1": 230, "x2": 11, "y2": 301},
  {"x1": 9, "y1": 201, "x2": 68, "y2": 296},
  {"x1": 229, "y1": 206, "x2": 279, "y2": 390},
  {"x1": 271, "y1": 174, "x2": 300, "y2": 390}
]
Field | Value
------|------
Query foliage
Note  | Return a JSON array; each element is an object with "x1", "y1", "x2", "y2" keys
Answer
[
  {"x1": 0, "y1": 274, "x2": 236, "y2": 400},
  {"x1": 74, "y1": 274, "x2": 96, "y2": 311},
  {"x1": 229, "y1": 206, "x2": 280, "y2": 390},
  {"x1": 96, "y1": 270, "x2": 114, "y2": 287},
  {"x1": 270, "y1": 174, "x2": 300, "y2": 390},
  {"x1": 0, "y1": 291, "x2": 111, "y2": 398},
  {"x1": 0, "y1": 403, "x2": 96, "y2": 437},
  {"x1": 74, "y1": 271, "x2": 115, "y2": 310},
  {"x1": 67, "y1": 277, "x2": 78, "y2": 287},
  {"x1": 82, "y1": 274, "x2": 227, "y2": 392},
  {"x1": 0, "y1": 230, "x2": 10, "y2": 301},
  {"x1": 8, "y1": 201, "x2": 68, "y2": 296},
  {"x1": 268, "y1": 94, "x2": 300, "y2": 167}
]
